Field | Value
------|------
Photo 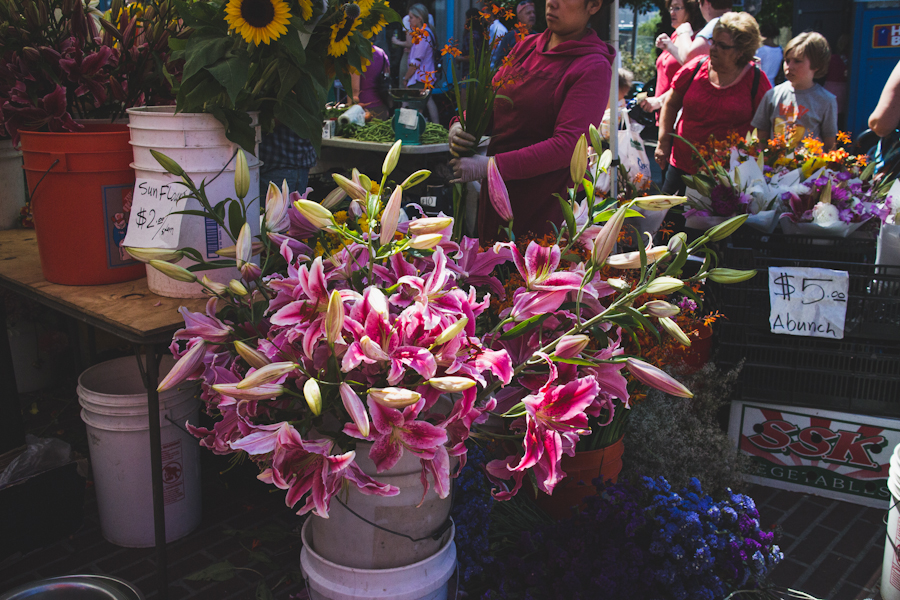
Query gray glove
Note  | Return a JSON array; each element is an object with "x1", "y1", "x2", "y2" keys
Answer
[
  {"x1": 450, "y1": 154, "x2": 490, "y2": 184},
  {"x1": 449, "y1": 122, "x2": 477, "y2": 158}
]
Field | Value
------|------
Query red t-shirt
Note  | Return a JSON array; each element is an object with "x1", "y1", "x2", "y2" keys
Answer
[
  {"x1": 655, "y1": 32, "x2": 686, "y2": 98},
  {"x1": 670, "y1": 56, "x2": 771, "y2": 173}
]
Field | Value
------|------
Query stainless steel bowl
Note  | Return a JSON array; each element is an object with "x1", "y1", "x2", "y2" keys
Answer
[{"x1": 0, "y1": 575, "x2": 144, "y2": 600}]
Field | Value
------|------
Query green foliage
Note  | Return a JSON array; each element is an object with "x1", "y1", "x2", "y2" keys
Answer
[
  {"x1": 757, "y1": 0, "x2": 793, "y2": 32},
  {"x1": 637, "y1": 12, "x2": 661, "y2": 38},
  {"x1": 621, "y1": 361, "x2": 752, "y2": 500},
  {"x1": 621, "y1": 46, "x2": 658, "y2": 84}
]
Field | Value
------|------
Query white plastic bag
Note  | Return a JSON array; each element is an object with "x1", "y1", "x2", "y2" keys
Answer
[{"x1": 596, "y1": 111, "x2": 652, "y2": 195}]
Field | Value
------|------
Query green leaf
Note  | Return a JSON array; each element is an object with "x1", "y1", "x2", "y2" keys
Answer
[
  {"x1": 182, "y1": 34, "x2": 234, "y2": 84},
  {"x1": 228, "y1": 199, "x2": 245, "y2": 240},
  {"x1": 210, "y1": 106, "x2": 257, "y2": 155},
  {"x1": 558, "y1": 196, "x2": 577, "y2": 239},
  {"x1": 208, "y1": 53, "x2": 251, "y2": 106},
  {"x1": 171, "y1": 209, "x2": 218, "y2": 219},
  {"x1": 247, "y1": 550, "x2": 277, "y2": 568},
  {"x1": 180, "y1": 247, "x2": 204, "y2": 262},
  {"x1": 549, "y1": 356, "x2": 599, "y2": 367},
  {"x1": 179, "y1": 74, "x2": 226, "y2": 111},
  {"x1": 499, "y1": 314, "x2": 551, "y2": 340},
  {"x1": 665, "y1": 243, "x2": 689, "y2": 277},
  {"x1": 624, "y1": 306, "x2": 660, "y2": 341},
  {"x1": 256, "y1": 581, "x2": 275, "y2": 600},
  {"x1": 185, "y1": 561, "x2": 236, "y2": 582},
  {"x1": 187, "y1": 260, "x2": 235, "y2": 272}
]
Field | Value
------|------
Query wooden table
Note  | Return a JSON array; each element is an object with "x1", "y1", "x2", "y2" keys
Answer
[{"x1": 0, "y1": 229, "x2": 206, "y2": 600}]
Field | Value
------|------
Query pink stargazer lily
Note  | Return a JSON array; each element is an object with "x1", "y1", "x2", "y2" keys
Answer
[
  {"x1": 248, "y1": 423, "x2": 398, "y2": 517},
  {"x1": 449, "y1": 237, "x2": 512, "y2": 297},
  {"x1": 347, "y1": 396, "x2": 448, "y2": 474},
  {"x1": 174, "y1": 298, "x2": 232, "y2": 344},
  {"x1": 508, "y1": 358, "x2": 599, "y2": 495},
  {"x1": 157, "y1": 340, "x2": 206, "y2": 391},
  {"x1": 494, "y1": 241, "x2": 584, "y2": 320}
]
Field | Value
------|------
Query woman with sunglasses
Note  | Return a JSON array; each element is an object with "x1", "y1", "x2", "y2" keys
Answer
[
  {"x1": 639, "y1": 0, "x2": 704, "y2": 116},
  {"x1": 655, "y1": 11, "x2": 771, "y2": 195}
]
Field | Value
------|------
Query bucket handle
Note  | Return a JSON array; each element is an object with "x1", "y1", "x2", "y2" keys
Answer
[
  {"x1": 885, "y1": 495, "x2": 900, "y2": 561},
  {"x1": 333, "y1": 495, "x2": 453, "y2": 543},
  {"x1": 26, "y1": 158, "x2": 60, "y2": 203}
]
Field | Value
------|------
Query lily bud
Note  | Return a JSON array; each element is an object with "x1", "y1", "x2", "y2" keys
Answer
[
  {"x1": 228, "y1": 279, "x2": 249, "y2": 296},
  {"x1": 332, "y1": 173, "x2": 368, "y2": 202},
  {"x1": 645, "y1": 276, "x2": 684, "y2": 295},
  {"x1": 303, "y1": 378, "x2": 323, "y2": 416},
  {"x1": 360, "y1": 335, "x2": 390, "y2": 361},
  {"x1": 234, "y1": 340, "x2": 270, "y2": 369},
  {"x1": 234, "y1": 149, "x2": 250, "y2": 199},
  {"x1": 626, "y1": 357, "x2": 693, "y2": 398},
  {"x1": 667, "y1": 232, "x2": 688, "y2": 255},
  {"x1": 487, "y1": 158, "x2": 514, "y2": 223},
  {"x1": 659, "y1": 317, "x2": 691, "y2": 346},
  {"x1": 383, "y1": 139, "x2": 402, "y2": 176},
  {"x1": 400, "y1": 169, "x2": 431, "y2": 189},
  {"x1": 591, "y1": 205, "x2": 628, "y2": 267},
  {"x1": 340, "y1": 383, "x2": 370, "y2": 437},
  {"x1": 211, "y1": 383, "x2": 286, "y2": 400},
  {"x1": 589, "y1": 123, "x2": 603, "y2": 154},
  {"x1": 149, "y1": 260, "x2": 197, "y2": 283},
  {"x1": 369, "y1": 387, "x2": 421, "y2": 409},
  {"x1": 149, "y1": 149, "x2": 185, "y2": 177},
  {"x1": 607, "y1": 245, "x2": 669, "y2": 270},
  {"x1": 410, "y1": 233, "x2": 443, "y2": 250},
  {"x1": 217, "y1": 242, "x2": 263, "y2": 258},
  {"x1": 157, "y1": 341, "x2": 205, "y2": 391},
  {"x1": 607, "y1": 278, "x2": 631, "y2": 292},
  {"x1": 644, "y1": 300, "x2": 680, "y2": 317},
  {"x1": 201, "y1": 276, "x2": 229, "y2": 295},
  {"x1": 819, "y1": 179, "x2": 833, "y2": 205},
  {"x1": 553, "y1": 334, "x2": 590, "y2": 359},
  {"x1": 632, "y1": 195, "x2": 687, "y2": 211},
  {"x1": 294, "y1": 199, "x2": 334, "y2": 229},
  {"x1": 380, "y1": 185, "x2": 403, "y2": 245},
  {"x1": 235, "y1": 222, "x2": 252, "y2": 268},
  {"x1": 435, "y1": 317, "x2": 468, "y2": 345},
  {"x1": 325, "y1": 289, "x2": 345, "y2": 345},
  {"x1": 707, "y1": 268, "x2": 757, "y2": 284},
  {"x1": 125, "y1": 247, "x2": 184, "y2": 263},
  {"x1": 707, "y1": 214, "x2": 749, "y2": 242},
  {"x1": 237, "y1": 361, "x2": 297, "y2": 389},
  {"x1": 408, "y1": 216, "x2": 453, "y2": 236},
  {"x1": 596, "y1": 149, "x2": 612, "y2": 173},
  {"x1": 427, "y1": 376, "x2": 477, "y2": 392},
  {"x1": 264, "y1": 181, "x2": 290, "y2": 233},
  {"x1": 570, "y1": 134, "x2": 588, "y2": 185},
  {"x1": 321, "y1": 186, "x2": 346, "y2": 210}
]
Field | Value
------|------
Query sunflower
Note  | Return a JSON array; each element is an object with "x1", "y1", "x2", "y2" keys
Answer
[
  {"x1": 297, "y1": 0, "x2": 313, "y2": 20},
  {"x1": 224, "y1": 0, "x2": 291, "y2": 45},
  {"x1": 361, "y1": 15, "x2": 387, "y2": 39},
  {"x1": 357, "y1": 0, "x2": 374, "y2": 18},
  {"x1": 328, "y1": 13, "x2": 359, "y2": 57}
]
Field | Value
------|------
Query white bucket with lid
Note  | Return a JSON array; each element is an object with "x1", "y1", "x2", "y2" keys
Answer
[
  {"x1": 0, "y1": 139, "x2": 25, "y2": 230},
  {"x1": 300, "y1": 518, "x2": 456, "y2": 600},
  {"x1": 126, "y1": 106, "x2": 262, "y2": 298},
  {"x1": 78, "y1": 356, "x2": 201, "y2": 548},
  {"x1": 882, "y1": 443, "x2": 900, "y2": 599}
]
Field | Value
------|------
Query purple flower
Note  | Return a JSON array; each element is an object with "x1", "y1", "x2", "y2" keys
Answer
[
  {"x1": 839, "y1": 208, "x2": 854, "y2": 223},
  {"x1": 831, "y1": 186, "x2": 851, "y2": 203},
  {"x1": 709, "y1": 185, "x2": 745, "y2": 217},
  {"x1": 837, "y1": 171, "x2": 852, "y2": 181}
]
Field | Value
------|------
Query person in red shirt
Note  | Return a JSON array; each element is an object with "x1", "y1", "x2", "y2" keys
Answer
[
  {"x1": 655, "y1": 11, "x2": 771, "y2": 194},
  {"x1": 639, "y1": 0, "x2": 704, "y2": 117},
  {"x1": 447, "y1": 0, "x2": 615, "y2": 239}
]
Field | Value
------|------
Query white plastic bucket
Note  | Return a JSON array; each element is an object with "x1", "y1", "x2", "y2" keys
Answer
[
  {"x1": 882, "y1": 443, "x2": 900, "y2": 600},
  {"x1": 309, "y1": 443, "x2": 453, "y2": 569},
  {"x1": 126, "y1": 106, "x2": 262, "y2": 298},
  {"x1": 0, "y1": 139, "x2": 25, "y2": 230},
  {"x1": 300, "y1": 519, "x2": 456, "y2": 600},
  {"x1": 77, "y1": 356, "x2": 201, "y2": 548}
]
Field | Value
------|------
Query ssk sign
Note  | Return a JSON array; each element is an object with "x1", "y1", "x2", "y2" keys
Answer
[{"x1": 729, "y1": 401, "x2": 900, "y2": 508}]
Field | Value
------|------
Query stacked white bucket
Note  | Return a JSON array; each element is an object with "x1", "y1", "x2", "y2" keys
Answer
[
  {"x1": 883, "y1": 443, "x2": 900, "y2": 599},
  {"x1": 300, "y1": 446, "x2": 457, "y2": 600},
  {"x1": 126, "y1": 107, "x2": 262, "y2": 298},
  {"x1": 78, "y1": 356, "x2": 201, "y2": 547}
]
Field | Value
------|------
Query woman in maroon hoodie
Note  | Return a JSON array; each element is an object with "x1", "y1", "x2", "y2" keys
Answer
[{"x1": 449, "y1": 0, "x2": 615, "y2": 239}]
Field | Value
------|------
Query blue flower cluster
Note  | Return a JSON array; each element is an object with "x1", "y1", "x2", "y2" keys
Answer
[
  {"x1": 451, "y1": 444, "x2": 495, "y2": 587},
  {"x1": 478, "y1": 476, "x2": 783, "y2": 600}
]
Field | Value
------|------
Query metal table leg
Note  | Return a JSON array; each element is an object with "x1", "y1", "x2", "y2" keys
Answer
[
  {"x1": 137, "y1": 344, "x2": 168, "y2": 600},
  {"x1": 0, "y1": 301, "x2": 25, "y2": 455}
]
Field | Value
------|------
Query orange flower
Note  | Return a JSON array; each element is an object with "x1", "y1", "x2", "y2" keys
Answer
[
  {"x1": 421, "y1": 70, "x2": 437, "y2": 91},
  {"x1": 836, "y1": 131, "x2": 851, "y2": 145},
  {"x1": 491, "y1": 4, "x2": 502, "y2": 14},
  {"x1": 410, "y1": 25, "x2": 429, "y2": 44},
  {"x1": 441, "y1": 43, "x2": 461, "y2": 57},
  {"x1": 504, "y1": 8, "x2": 515, "y2": 20}
]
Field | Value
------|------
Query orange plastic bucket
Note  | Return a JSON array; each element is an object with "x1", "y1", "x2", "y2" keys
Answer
[{"x1": 20, "y1": 124, "x2": 145, "y2": 285}]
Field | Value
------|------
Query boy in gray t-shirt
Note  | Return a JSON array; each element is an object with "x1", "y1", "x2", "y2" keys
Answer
[{"x1": 751, "y1": 32, "x2": 838, "y2": 150}]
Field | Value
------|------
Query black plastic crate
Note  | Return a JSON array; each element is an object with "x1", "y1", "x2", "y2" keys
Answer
[
  {"x1": 726, "y1": 229, "x2": 878, "y2": 264},
  {"x1": 717, "y1": 322, "x2": 900, "y2": 417},
  {"x1": 715, "y1": 236, "x2": 900, "y2": 341}
]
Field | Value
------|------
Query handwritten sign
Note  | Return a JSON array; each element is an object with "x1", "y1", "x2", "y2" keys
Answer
[
  {"x1": 768, "y1": 266, "x2": 849, "y2": 339},
  {"x1": 121, "y1": 178, "x2": 190, "y2": 249}
]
